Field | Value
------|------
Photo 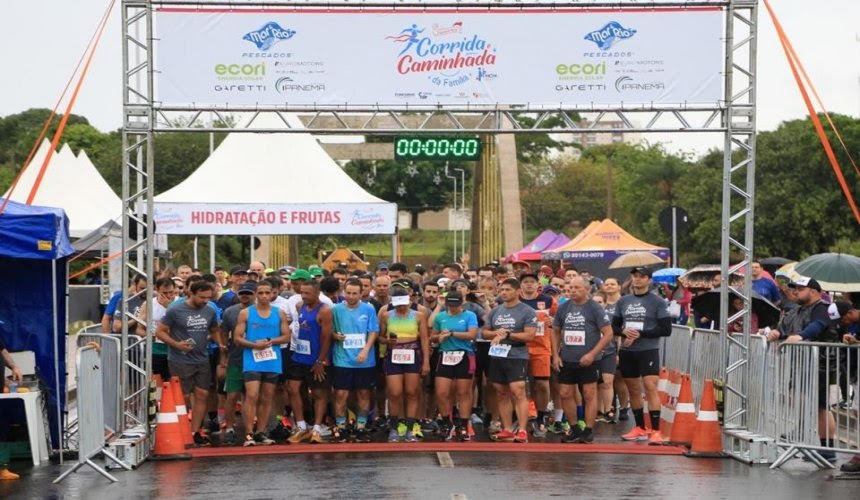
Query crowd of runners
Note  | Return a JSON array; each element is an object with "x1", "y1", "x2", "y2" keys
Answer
[{"x1": 97, "y1": 259, "x2": 859, "y2": 471}]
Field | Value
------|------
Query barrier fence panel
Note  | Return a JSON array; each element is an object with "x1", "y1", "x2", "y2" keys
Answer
[
  {"x1": 76, "y1": 334, "x2": 122, "y2": 436},
  {"x1": 725, "y1": 334, "x2": 771, "y2": 433},
  {"x1": 54, "y1": 346, "x2": 129, "y2": 484},
  {"x1": 689, "y1": 329, "x2": 722, "y2": 408},
  {"x1": 663, "y1": 325, "x2": 693, "y2": 375}
]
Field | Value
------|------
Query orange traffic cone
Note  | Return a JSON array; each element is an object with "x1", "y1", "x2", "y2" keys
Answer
[
  {"x1": 170, "y1": 377, "x2": 193, "y2": 447},
  {"x1": 151, "y1": 382, "x2": 191, "y2": 460},
  {"x1": 668, "y1": 374, "x2": 696, "y2": 446},
  {"x1": 685, "y1": 379, "x2": 724, "y2": 458},
  {"x1": 659, "y1": 370, "x2": 681, "y2": 443}
]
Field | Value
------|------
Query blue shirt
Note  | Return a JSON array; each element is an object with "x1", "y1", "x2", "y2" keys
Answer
[
  {"x1": 432, "y1": 310, "x2": 478, "y2": 353},
  {"x1": 331, "y1": 301, "x2": 378, "y2": 368},
  {"x1": 752, "y1": 278, "x2": 781, "y2": 304},
  {"x1": 104, "y1": 291, "x2": 122, "y2": 316},
  {"x1": 242, "y1": 305, "x2": 282, "y2": 374}
]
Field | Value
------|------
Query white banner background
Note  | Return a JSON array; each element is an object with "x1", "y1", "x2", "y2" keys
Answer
[
  {"x1": 155, "y1": 8, "x2": 723, "y2": 107},
  {"x1": 154, "y1": 203, "x2": 397, "y2": 235}
]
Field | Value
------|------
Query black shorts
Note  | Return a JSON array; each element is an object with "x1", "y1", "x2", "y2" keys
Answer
[
  {"x1": 285, "y1": 357, "x2": 332, "y2": 390},
  {"x1": 435, "y1": 351, "x2": 476, "y2": 380},
  {"x1": 332, "y1": 366, "x2": 377, "y2": 391},
  {"x1": 279, "y1": 348, "x2": 291, "y2": 383},
  {"x1": 243, "y1": 371, "x2": 281, "y2": 384},
  {"x1": 168, "y1": 361, "x2": 212, "y2": 394},
  {"x1": 558, "y1": 363, "x2": 601, "y2": 385},
  {"x1": 153, "y1": 354, "x2": 170, "y2": 380},
  {"x1": 619, "y1": 349, "x2": 660, "y2": 379},
  {"x1": 474, "y1": 341, "x2": 491, "y2": 377},
  {"x1": 425, "y1": 349, "x2": 441, "y2": 388},
  {"x1": 489, "y1": 357, "x2": 529, "y2": 385},
  {"x1": 819, "y1": 370, "x2": 836, "y2": 409},
  {"x1": 598, "y1": 353, "x2": 617, "y2": 380}
]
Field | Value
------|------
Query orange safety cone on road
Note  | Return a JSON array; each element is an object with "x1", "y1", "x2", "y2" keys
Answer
[
  {"x1": 685, "y1": 379, "x2": 724, "y2": 458},
  {"x1": 150, "y1": 382, "x2": 191, "y2": 461},
  {"x1": 659, "y1": 370, "x2": 681, "y2": 443},
  {"x1": 668, "y1": 374, "x2": 696, "y2": 446},
  {"x1": 170, "y1": 377, "x2": 193, "y2": 447}
]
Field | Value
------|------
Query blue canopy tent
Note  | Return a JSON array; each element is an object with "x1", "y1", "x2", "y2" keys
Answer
[{"x1": 0, "y1": 198, "x2": 74, "y2": 450}]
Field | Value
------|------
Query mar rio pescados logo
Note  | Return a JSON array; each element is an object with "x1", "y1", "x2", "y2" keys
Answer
[
  {"x1": 583, "y1": 21, "x2": 636, "y2": 50},
  {"x1": 243, "y1": 21, "x2": 296, "y2": 51}
]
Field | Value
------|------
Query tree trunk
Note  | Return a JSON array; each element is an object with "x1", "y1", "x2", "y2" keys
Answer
[{"x1": 410, "y1": 209, "x2": 420, "y2": 230}]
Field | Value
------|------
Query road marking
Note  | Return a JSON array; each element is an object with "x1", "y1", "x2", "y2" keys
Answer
[
  {"x1": 451, "y1": 494, "x2": 468, "y2": 500},
  {"x1": 437, "y1": 451, "x2": 454, "y2": 468}
]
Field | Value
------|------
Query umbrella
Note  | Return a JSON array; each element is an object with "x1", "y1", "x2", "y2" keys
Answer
[
  {"x1": 680, "y1": 265, "x2": 743, "y2": 290},
  {"x1": 691, "y1": 290, "x2": 781, "y2": 328},
  {"x1": 608, "y1": 251, "x2": 665, "y2": 269},
  {"x1": 760, "y1": 257, "x2": 793, "y2": 274},
  {"x1": 794, "y1": 253, "x2": 860, "y2": 293},
  {"x1": 652, "y1": 267, "x2": 687, "y2": 284}
]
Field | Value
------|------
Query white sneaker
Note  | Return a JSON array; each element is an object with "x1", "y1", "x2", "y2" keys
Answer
[{"x1": 243, "y1": 434, "x2": 256, "y2": 447}]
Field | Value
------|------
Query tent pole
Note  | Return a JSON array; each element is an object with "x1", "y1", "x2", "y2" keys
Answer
[
  {"x1": 249, "y1": 235, "x2": 253, "y2": 265},
  {"x1": 52, "y1": 258, "x2": 62, "y2": 463},
  {"x1": 391, "y1": 231, "x2": 398, "y2": 262},
  {"x1": 193, "y1": 236, "x2": 198, "y2": 269},
  {"x1": 209, "y1": 235, "x2": 215, "y2": 272}
]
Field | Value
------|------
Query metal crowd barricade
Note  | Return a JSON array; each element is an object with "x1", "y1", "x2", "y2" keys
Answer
[
  {"x1": 54, "y1": 345, "x2": 130, "y2": 484},
  {"x1": 770, "y1": 341, "x2": 860, "y2": 469},
  {"x1": 662, "y1": 325, "x2": 693, "y2": 375},
  {"x1": 76, "y1": 333, "x2": 122, "y2": 435},
  {"x1": 689, "y1": 328, "x2": 722, "y2": 408}
]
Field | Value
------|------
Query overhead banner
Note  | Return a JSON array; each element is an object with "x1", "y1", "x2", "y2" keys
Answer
[
  {"x1": 154, "y1": 8, "x2": 723, "y2": 107},
  {"x1": 153, "y1": 203, "x2": 397, "y2": 235}
]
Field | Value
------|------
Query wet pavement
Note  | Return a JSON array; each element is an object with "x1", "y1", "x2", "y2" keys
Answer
[{"x1": 3, "y1": 420, "x2": 858, "y2": 499}]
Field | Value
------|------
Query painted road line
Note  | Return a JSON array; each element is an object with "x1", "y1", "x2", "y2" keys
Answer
[{"x1": 437, "y1": 451, "x2": 454, "y2": 468}]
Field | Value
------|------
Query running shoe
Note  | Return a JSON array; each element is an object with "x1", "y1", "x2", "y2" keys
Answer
[
  {"x1": 206, "y1": 418, "x2": 220, "y2": 435},
  {"x1": 514, "y1": 430, "x2": 528, "y2": 443},
  {"x1": 404, "y1": 428, "x2": 419, "y2": 443},
  {"x1": 371, "y1": 416, "x2": 389, "y2": 432},
  {"x1": 287, "y1": 428, "x2": 312, "y2": 444},
  {"x1": 355, "y1": 429, "x2": 372, "y2": 443},
  {"x1": 577, "y1": 428, "x2": 594, "y2": 444},
  {"x1": 618, "y1": 407, "x2": 630, "y2": 421},
  {"x1": 318, "y1": 426, "x2": 332, "y2": 438},
  {"x1": 243, "y1": 434, "x2": 256, "y2": 447},
  {"x1": 596, "y1": 412, "x2": 609, "y2": 424},
  {"x1": 621, "y1": 426, "x2": 650, "y2": 441},
  {"x1": 254, "y1": 432, "x2": 275, "y2": 445},
  {"x1": 310, "y1": 431, "x2": 326, "y2": 444},
  {"x1": 470, "y1": 413, "x2": 484, "y2": 425},
  {"x1": 329, "y1": 426, "x2": 344, "y2": 444},
  {"x1": 492, "y1": 429, "x2": 516, "y2": 442},
  {"x1": 560, "y1": 421, "x2": 572, "y2": 434},
  {"x1": 560, "y1": 425, "x2": 582, "y2": 443},
  {"x1": 223, "y1": 428, "x2": 236, "y2": 446},
  {"x1": 467, "y1": 421, "x2": 476, "y2": 438},
  {"x1": 193, "y1": 431, "x2": 211, "y2": 447},
  {"x1": 488, "y1": 420, "x2": 503, "y2": 435},
  {"x1": 648, "y1": 430, "x2": 664, "y2": 446},
  {"x1": 459, "y1": 425, "x2": 471, "y2": 442},
  {"x1": 840, "y1": 456, "x2": 860, "y2": 472},
  {"x1": 421, "y1": 419, "x2": 439, "y2": 434},
  {"x1": 388, "y1": 428, "x2": 401, "y2": 443},
  {"x1": 396, "y1": 420, "x2": 408, "y2": 439},
  {"x1": 444, "y1": 425, "x2": 458, "y2": 442},
  {"x1": 411, "y1": 422, "x2": 424, "y2": 440},
  {"x1": 605, "y1": 409, "x2": 618, "y2": 424},
  {"x1": 532, "y1": 420, "x2": 548, "y2": 438}
]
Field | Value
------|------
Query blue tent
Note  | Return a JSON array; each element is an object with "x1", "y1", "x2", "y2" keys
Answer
[{"x1": 0, "y1": 198, "x2": 73, "y2": 449}]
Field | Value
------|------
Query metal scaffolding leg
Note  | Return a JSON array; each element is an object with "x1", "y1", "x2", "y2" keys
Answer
[{"x1": 720, "y1": 0, "x2": 758, "y2": 435}]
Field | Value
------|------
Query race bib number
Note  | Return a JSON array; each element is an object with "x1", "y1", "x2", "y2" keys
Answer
[
  {"x1": 536, "y1": 322, "x2": 545, "y2": 337},
  {"x1": 563, "y1": 330, "x2": 586, "y2": 346},
  {"x1": 391, "y1": 348, "x2": 415, "y2": 365},
  {"x1": 625, "y1": 321, "x2": 645, "y2": 331},
  {"x1": 292, "y1": 338, "x2": 311, "y2": 355},
  {"x1": 343, "y1": 334, "x2": 366, "y2": 349},
  {"x1": 442, "y1": 350, "x2": 465, "y2": 366},
  {"x1": 489, "y1": 344, "x2": 512, "y2": 358},
  {"x1": 252, "y1": 346, "x2": 277, "y2": 362}
]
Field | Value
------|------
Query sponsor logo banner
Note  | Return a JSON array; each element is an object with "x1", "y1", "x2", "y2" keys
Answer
[
  {"x1": 153, "y1": 202, "x2": 397, "y2": 235},
  {"x1": 155, "y1": 8, "x2": 722, "y2": 107}
]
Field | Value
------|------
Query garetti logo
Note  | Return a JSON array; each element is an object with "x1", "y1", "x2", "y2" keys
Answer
[
  {"x1": 584, "y1": 22, "x2": 636, "y2": 50},
  {"x1": 243, "y1": 22, "x2": 296, "y2": 51}
]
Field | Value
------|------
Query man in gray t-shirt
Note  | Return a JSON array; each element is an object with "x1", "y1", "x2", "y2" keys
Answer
[
  {"x1": 610, "y1": 267, "x2": 672, "y2": 444},
  {"x1": 219, "y1": 282, "x2": 255, "y2": 443},
  {"x1": 156, "y1": 281, "x2": 225, "y2": 446},
  {"x1": 482, "y1": 278, "x2": 537, "y2": 443},
  {"x1": 551, "y1": 277, "x2": 613, "y2": 443}
]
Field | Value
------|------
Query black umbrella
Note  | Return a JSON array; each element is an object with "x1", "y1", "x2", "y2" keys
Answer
[
  {"x1": 760, "y1": 257, "x2": 793, "y2": 275},
  {"x1": 691, "y1": 290, "x2": 781, "y2": 328}
]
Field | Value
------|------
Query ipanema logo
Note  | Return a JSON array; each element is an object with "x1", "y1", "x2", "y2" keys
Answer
[
  {"x1": 584, "y1": 21, "x2": 636, "y2": 50},
  {"x1": 243, "y1": 22, "x2": 296, "y2": 51}
]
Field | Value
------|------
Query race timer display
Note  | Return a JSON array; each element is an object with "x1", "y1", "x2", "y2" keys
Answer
[{"x1": 394, "y1": 137, "x2": 482, "y2": 161}]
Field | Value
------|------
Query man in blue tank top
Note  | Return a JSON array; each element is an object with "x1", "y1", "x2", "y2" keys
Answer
[
  {"x1": 233, "y1": 281, "x2": 291, "y2": 446},
  {"x1": 285, "y1": 280, "x2": 334, "y2": 444}
]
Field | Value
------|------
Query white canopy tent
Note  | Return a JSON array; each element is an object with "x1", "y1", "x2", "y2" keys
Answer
[
  {"x1": 4, "y1": 140, "x2": 122, "y2": 238},
  {"x1": 154, "y1": 113, "x2": 397, "y2": 235}
]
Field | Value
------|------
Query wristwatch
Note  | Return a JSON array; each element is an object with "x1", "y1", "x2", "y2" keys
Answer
[{"x1": 315, "y1": 359, "x2": 327, "y2": 366}]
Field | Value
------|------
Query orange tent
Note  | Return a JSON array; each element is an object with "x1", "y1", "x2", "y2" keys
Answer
[{"x1": 542, "y1": 219, "x2": 669, "y2": 262}]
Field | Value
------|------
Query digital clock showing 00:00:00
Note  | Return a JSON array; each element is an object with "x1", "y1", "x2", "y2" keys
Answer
[{"x1": 393, "y1": 137, "x2": 482, "y2": 161}]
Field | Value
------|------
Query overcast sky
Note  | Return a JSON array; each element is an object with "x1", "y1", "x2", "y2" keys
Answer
[{"x1": 1, "y1": 1, "x2": 857, "y2": 155}]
